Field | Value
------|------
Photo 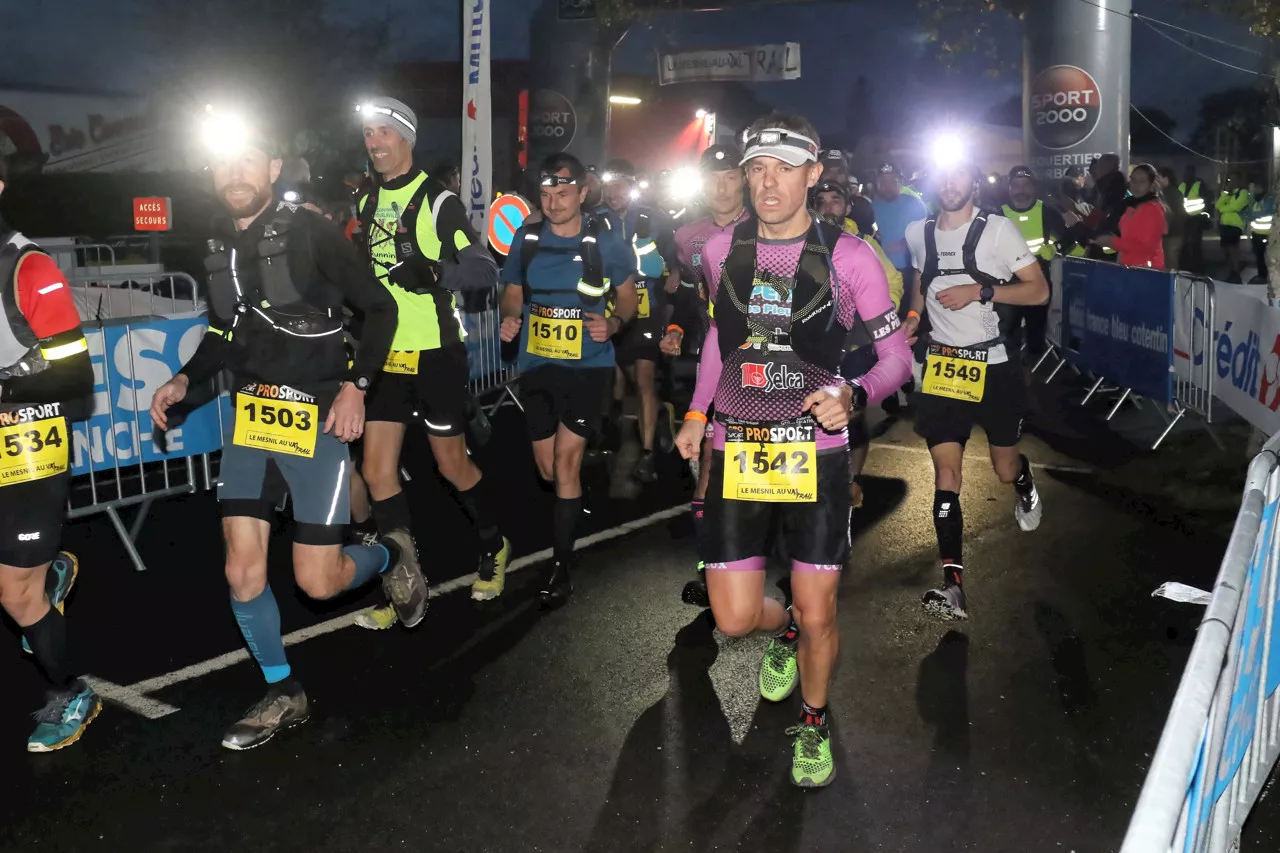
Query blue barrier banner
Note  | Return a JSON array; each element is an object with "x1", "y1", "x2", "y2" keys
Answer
[
  {"x1": 1060, "y1": 259, "x2": 1175, "y2": 404},
  {"x1": 72, "y1": 314, "x2": 224, "y2": 475}
]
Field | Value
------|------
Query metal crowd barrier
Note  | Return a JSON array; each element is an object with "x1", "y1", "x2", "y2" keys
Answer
[
  {"x1": 1157, "y1": 275, "x2": 1217, "y2": 449},
  {"x1": 1121, "y1": 432, "x2": 1280, "y2": 852},
  {"x1": 68, "y1": 269, "x2": 204, "y2": 321},
  {"x1": 463, "y1": 286, "x2": 521, "y2": 413}
]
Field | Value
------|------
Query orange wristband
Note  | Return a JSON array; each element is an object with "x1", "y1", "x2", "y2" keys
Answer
[
  {"x1": 907, "y1": 310, "x2": 920, "y2": 320},
  {"x1": 683, "y1": 410, "x2": 708, "y2": 425}
]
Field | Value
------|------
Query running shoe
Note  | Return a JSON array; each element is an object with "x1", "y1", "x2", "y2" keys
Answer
[
  {"x1": 539, "y1": 559, "x2": 573, "y2": 609},
  {"x1": 681, "y1": 562, "x2": 709, "y2": 608},
  {"x1": 354, "y1": 602, "x2": 399, "y2": 630},
  {"x1": 221, "y1": 677, "x2": 309, "y2": 751},
  {"x1": 1015, "y1": 484, "x2": 1043, "y2": 532},
  {"x1": 922, "y1": 565, "x2": 968, "y2": 620},
  {"x1": 633, "y1": 451, "x2": 659, "y2": 484},
  {"x1": 759, "y1": 637, "x2": 800, "y2": 702},
  {"x1": 471, "y1": 537, "x2": 512, "y2": 601},
  {"x1": 23, "y1": 551, "x2": 79, "y2": 655},
  {"x1": 379, "y1": 529, "x2": 429, "y2": 628},
  {"x1": 27, "y1": 679, "x2": 101, "y2": 753},
  {"x1": 786, "y1": 723, "x2": 836, "y2": 788},
  {"x1": 658, "y1": 401, "x2": 677, "y2": 453}
]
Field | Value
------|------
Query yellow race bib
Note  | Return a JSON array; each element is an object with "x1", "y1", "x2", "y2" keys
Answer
[
  {"x1": 232, "y1": 384, "x2": 320, "y2": 458},
  {"x1": 637, "y1": 286, "x2": 651, "y2": 319},
  {"x1": 527, "y1": 303, "x2": 583, "y2": 360},
  {"x1": 383, "y1": 350, "x2": 420, "y2": 375},
  {"x1": 722, "y1": 420, "x2": 817, "y2": 503},
  {"x1": 922, "y1": 343, "x2": 988, "y2": 403},
  {"x1": 0, "y1": 409, "x2": 69, "y2": 486}
]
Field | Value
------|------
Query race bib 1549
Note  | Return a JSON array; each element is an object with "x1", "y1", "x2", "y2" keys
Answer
[{"x1": 923, "y1": 343, "x2": 988, "y2": 403}]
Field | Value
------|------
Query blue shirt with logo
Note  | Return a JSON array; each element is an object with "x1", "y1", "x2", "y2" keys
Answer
[
  {"x1": 872, "y1": 193, "x2": 929, "y2": 269},
  {"x1": 503, "y1": 219, "x2": 637, "y2": 372}
]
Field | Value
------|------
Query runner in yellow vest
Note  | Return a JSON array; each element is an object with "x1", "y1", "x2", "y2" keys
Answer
[{"x1": 1002, "y1": 166, "x2": 1072, "y2": 358}]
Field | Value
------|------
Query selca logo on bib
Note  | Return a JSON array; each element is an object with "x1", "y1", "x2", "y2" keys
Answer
[{"x1": 741, "y1": 361, "x2": 804, "y2": 393}]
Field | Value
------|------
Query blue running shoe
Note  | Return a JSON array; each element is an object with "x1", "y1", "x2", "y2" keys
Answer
[
  {"x1": 27, "y1": 679, "x2": 102, "y2": 753},
  {"x1": 22, "y1": 552, "x2": 79, "y2": 655}
]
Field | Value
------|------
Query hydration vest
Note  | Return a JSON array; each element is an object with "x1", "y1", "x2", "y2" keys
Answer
[
  {"x1": 919, "y1": 210, "x2": 1019, "y2": 341},
  {"x1": 358, "y1": 176, "x2": 453, "y2": 295},
  {"x1": 715, "y1": 216, "x2": 847, "y2": 373},
  {"x1": 203, "y1": 204, "x2": 344, "y2": 345},
  {"x1": 631, "y1": 209, "x2": 665, "y2": 280},
  {"x1": 518, "y1": 215, "x2": 611, "y2": 308},
  {"x1": 1002, "y1": 201, "x2": 1055, "y2": 262},
  {"x1": 0, "y1": 230, "x2": 45, "y2": 377}
]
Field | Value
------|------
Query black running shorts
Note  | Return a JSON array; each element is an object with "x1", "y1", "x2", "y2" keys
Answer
[
  {"x1": 0, "y1": 470, "x2": 70, "y2": 568},
  {"x1": 913, "y1": 359, "x2": 1027, "y2": 449},
  {"x1": 703, "y1": 447, "x2": 851, "y2": 567},
  {"x1": 613, "y1": 316, "x2": 664, "y2": 367},
  {"x1": 519, "y1": 365, "x2": 613, "y2": 442},
  {"x1": 365, "y1": 344, "x2": 470, "y2": 437}
]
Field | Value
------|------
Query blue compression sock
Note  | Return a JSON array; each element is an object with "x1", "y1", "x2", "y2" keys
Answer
[
  {"x1": 342, "y1": 543, "x2": 391, "y2": 591},
  {"x1": 231, "y1": 586, "x2": 290, "y2": 684}
]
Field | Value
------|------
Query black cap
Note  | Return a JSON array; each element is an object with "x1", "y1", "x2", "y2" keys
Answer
[
  {"x1": 1064, "y1": 165, "x2": 1084, "y2": 178},
  {"x1": 700, "y1": 144, "x2": 740, "y2": 171},
  {"x1": 820, "y1": 149, "x2": 847, "y2": 167},
  {"x1": 877, "y1": 162, "x2": 900, "y2": 176},
  {"x1": 813, "y1": 180, "x2": 848, "y2": 199},
  {"x1": 1009, "y1": 165, "x2": 1035, "y2": 181}
]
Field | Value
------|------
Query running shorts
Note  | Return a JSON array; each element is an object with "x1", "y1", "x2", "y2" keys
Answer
[
  {"x1": 519, "y1": 365, "x2": 613, "y2": 442},
  {"x1": 0, "y1": 409, "x2": 72, "y2": 567},
  {"x1": 365, "y1": 344, "x2": 470, "y2": 437},
  {"x1": 703, "y1": 447, "x2": 851, "y2": 568},
  {"x1": 913, "y1": 359, "x2": 1027, "y2": 449},
  {"x1": 613, "y1": 316, "x2": 664, "y2": 367}
]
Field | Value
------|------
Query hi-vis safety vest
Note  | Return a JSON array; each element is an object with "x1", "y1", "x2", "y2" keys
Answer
[
  {"x1": 1250, "y1": 198, "x2": 1274, "y2": 236},
  {"x1": 1001, "y1": 201, "x2": 1055, "y2": 262},
  {"x1": 1180, "y1": 181, "x2": 1205, "y2": 216}
]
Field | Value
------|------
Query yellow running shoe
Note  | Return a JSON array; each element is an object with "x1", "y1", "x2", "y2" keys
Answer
[
  {"x1": 471, "y1": 537, "x2": 512, "y2": 601},
  {"x1": 354, "y1": 603, "x2": 399, "y2": 630}
]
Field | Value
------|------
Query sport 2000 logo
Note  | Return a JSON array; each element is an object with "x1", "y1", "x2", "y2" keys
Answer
[{"x1": 1214, "y1": 319, "x2": 1280, "y2": 412}]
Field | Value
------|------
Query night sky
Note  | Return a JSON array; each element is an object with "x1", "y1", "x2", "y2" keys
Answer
[{"x1": 0, "y1": 0, "x2": 1267, "y2": 146}]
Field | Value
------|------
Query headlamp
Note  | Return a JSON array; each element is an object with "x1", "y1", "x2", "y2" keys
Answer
[
  {"x1": 668, "y1": 167, "x2": 702, "y2": 200},
  {"x1": 200, "y1": 109, "x2": 253, "y2": 157},
  {"x1": 929, "y1": 132, "x2": 966, "y2": 171},
  {"x1": 540, "y1": 174, "x2": 579, "y2": 187}
]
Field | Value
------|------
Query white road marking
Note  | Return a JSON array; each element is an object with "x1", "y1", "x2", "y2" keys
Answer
[
  {"x1": 83, "y1": 676, "x2": 181, "y2": 720},
  {"x1": 118, "y1": 504, "x2": 690, "y2": 711},
  {"x1": 870, "y1": 441, "x2": 1094, "y2": 474}
]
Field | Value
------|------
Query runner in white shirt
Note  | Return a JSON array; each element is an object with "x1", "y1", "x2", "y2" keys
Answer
[{"x1": 902, "y1": 161, "x2": 1050, "y2": 620}]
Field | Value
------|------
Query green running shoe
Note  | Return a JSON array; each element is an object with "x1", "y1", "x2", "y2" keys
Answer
[
  {"x1": 23, "y1": 552, "x2": 79, "y2": 655},
  {"x1": 786, "y1": 723, "x2": 836, "y2": 788},
  {"x1": 354, "y1": 603, "x2": 399, "y2": 630},
  {"x1": 471, "y1": 537, "x2": 512, "y2": 601},
  {"x1": 27, "y1": 679, "x2": 101, "y2": 753},
  {"x1": 759, "y1": 638, "x2": 799, "y2": 702}
]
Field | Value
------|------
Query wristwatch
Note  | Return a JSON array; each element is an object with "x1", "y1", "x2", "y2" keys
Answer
[
  {"x1": 352, "y1": 375, "x2": 372, "y2": 391},
  {"x1": 846, "y1": 379, "x2": 868, "y2": 412},
  {"x1": 979, "y1": 285, "x2": 995, "y2": 304}
]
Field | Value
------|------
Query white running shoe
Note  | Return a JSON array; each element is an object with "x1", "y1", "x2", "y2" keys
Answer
[{"x1": 1015, "y1": 485, "x2": 1043, "y2": 532}]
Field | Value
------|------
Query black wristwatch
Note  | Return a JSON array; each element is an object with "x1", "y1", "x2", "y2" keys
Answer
[
  {"x1": 352, "y1": 375, "x2": 372, "y2": 391},
  {"x1": 979, "y1": 285, "x2": 995, "y2": 305},
  {"x1": 846, "y1": 379, "x2": 868, "y2": 412}
]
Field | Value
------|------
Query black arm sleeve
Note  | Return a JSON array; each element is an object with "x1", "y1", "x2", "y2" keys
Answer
[
  {"x1": 1045, "y1": 206, "x2": 1078, "y2": 255},
  {"x1": 2, "y1": 331, "x2": 94, "y2": 421},
  {"x1": 433, "y1": 191, "x2": 481, "y2": 262},
  {"x1": 178, "y1": 331, "x2": 233, "y2": 385},
  {"x1": 308, "y1": 213, "x2": 398, "y2": 381}
]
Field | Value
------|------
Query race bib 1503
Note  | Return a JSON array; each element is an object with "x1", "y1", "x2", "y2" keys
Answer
[
  {"x1": 383, "y1": 350, "x2": 420, "y2": 375},
  {"x1": 232, "y1": 384, "x2": 320, "y2": 458},
  {"x1": 527, "y1": 304, "x2": 583, "y2": 360},
  {"x1": 722, "y1": 420, "x2": 817, "y2": 503}
]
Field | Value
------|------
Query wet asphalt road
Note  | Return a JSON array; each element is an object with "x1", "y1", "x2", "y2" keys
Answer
[{"x1": 0, "y1": 385, "x2": 1275, "y2": 853}]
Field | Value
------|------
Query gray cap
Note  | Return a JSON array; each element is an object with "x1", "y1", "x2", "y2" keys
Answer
[{"x1": 358, "y1": 96, "x2": 418, "y2": 147}]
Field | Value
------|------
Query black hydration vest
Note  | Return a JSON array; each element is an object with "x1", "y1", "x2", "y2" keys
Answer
[
  {"x1": 919, "y1": 210, "x2": 1018, "y2": 340},
  {"x1": 715, "y1": 216, "x2": 847, "y2": 373},
  {"x1": 203, "y1": 205, "x2": 345, "y2": 345},
  {"x1": 518, "y1": 215, "x2": 610, "y2": 309},
  {"x1": 358, "y1": 178, "x2": 450, "y2": 296},
  {"x1": 0, "y1": 230, "x2": 45, "y2": 378}
]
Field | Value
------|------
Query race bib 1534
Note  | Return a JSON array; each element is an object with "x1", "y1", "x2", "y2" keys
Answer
[{"x1": 0, "y1": 408, "x2": 68, "y2": 486}]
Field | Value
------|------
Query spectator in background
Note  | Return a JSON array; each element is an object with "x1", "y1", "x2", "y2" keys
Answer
[
  {"x1": 1072, "y1": 154, "x2": 1126, "y2": 261},
  {"x1": 1247, "y1": 178, "x2": 1274, "y2": 284},
  {"x1": 433, "y1": 160, "x2": 462, "y2": 196},
  {"x1": 1157, "y1": 167, "x2": 1185, "y2": 271},
  {"x1": 1216, "y1": 173, "x2": 1252, "y2": 283},
  {"x1": 1180, "y1": 165, "x2": 1211, "y2": 273},
  {"x1": 1093, "y1": 164, "x2": 1166, "y2": 269}
]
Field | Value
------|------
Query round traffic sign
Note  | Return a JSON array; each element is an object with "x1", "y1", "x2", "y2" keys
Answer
[
  {"x1": 488, "y1": 194, "x2": 533, "y2": 255},
  {"x1": 1030, "y1": 64, "x2": 1102, "y2": 151}
]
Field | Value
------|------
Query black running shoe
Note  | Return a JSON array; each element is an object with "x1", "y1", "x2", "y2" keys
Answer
[
  {"x1": 221, "y1": 678, "x2": 309, "y2": 750},
  {"x1": 539, "y1": 559, "x2": 574, "y2": 609},
  {"x1": 921, "y1": 564, "x2": 968, "y2": 621},
  {"x1": 681, "y1": 561, "x2": 709, "y2": 607}
]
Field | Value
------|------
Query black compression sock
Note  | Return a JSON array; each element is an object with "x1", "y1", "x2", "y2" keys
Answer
[
  {"x1": 933, "y1": 490, "x2": 963, "y2": 565},
  {"x1": 553, "y1": 497, "x2": 583, "y2": 558},
  {"x1": 775, "y1": 611, "x2": 799, "y2": 644},
  {"x1": 372, "y1": 492, "x2": 413, "y2": 535},
  {"x1": 1013, "y1": 454, "x2": 1035, "y2": 497},
  {"x1": 800, "y1": 701, "x2": 828, "y2": 728},
  {"x1": 25, "y1": 607, "x2": 75, "y2": 688},
  {"x1": 458, "y1": 476, "x2": 503, "y2": 553}
]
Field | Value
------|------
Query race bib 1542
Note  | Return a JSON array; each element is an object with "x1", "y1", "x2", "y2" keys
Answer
[{"x1": 722, "y1": 420, "x2": 817, "y2": 503}]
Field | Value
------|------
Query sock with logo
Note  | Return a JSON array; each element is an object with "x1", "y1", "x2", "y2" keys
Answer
[
  {"x1": 942, "y1": 562, "x2": 964, "y2": 590},
  {"x1": 457, "y1": 476, "x2": 503, "y2": 554},
  {"x1": 1013, "y1": 454, "x2": 1035, "y2": 497},
  {"x1": 800, "y1": 701, "x2": 828, "y2": 728},
  {"x1": 775, "y1": 610, "x2": 800, "y2": 645},
  {"x1": 933, "y1": 489, "x2": 963, "y2": 565},
  {"x1": 24, "y1": 607, "x2": 75, "y2": 688},
  {"x1": 371, "y1": 491, "x2": 413, "y2": 536},
  {"x1": 553, "y1": 497, "x2": 583, "y2": 564},
  {"x1": 342, "y1": 543, "x2": 392, "y2": 590},
  {"x1": 690, "y1": 498, "x2": 705, "y2": 551},
  {"x1": 230, "y1": 586, "x2": 290, "y2": 684}
]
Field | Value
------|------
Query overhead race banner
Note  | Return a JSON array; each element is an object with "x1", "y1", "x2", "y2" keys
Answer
[
  {"x1": 1174, "y1": 282, "x2": 1280, "y2": 435},
  {"x1": 658, "y1": 43, "x2": 802, "y2": 86},
  {"x1": 1059, "y1": 258, "x2": 1174, "y2": 403},
  {"x1": 463, "y1": 0, "x2": 492, "y2": 236},
  {"x1": 73, "y1": 314, "x2": 224, "y2": 476}
]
